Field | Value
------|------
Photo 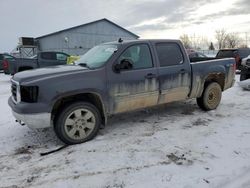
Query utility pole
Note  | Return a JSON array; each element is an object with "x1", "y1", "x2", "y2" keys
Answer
[{"x1": 245, "y1": 32, "x2": 248, "y2": 47}]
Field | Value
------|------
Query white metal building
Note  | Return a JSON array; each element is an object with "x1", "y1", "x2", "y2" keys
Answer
[{"x1": 36, "y1": 18, "x2": 139, "y2": 55}]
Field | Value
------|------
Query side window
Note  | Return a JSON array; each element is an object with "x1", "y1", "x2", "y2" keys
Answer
[
  {"x1": 118, "y1": 44, "x2": 153, "y2": 70},
  {"x1": 41, "y1": 52, "x2": 56, "y2": 60},
  {"x1": 156, "y1": 43, "x2": 184, "y2": 67},
  {"x1": 0, "y1": 54, "x2": 3, "y2": 60},
  {"x1": 56, "y1": 53, "x2": 68, "y2": 61}
]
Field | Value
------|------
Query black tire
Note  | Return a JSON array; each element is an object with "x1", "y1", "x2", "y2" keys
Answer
[
  {"x1": 196, "y1": 82, "x2": 222, "y2": 111},
  {"x1": 240, "y1": 73, "x2": 247, "y2": 81},
  {"x1": 54, "y1": 101, "x2": 101, "y2": 145}
]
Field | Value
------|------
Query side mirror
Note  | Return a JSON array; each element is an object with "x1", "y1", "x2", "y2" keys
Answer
[{"x1": 114, "y1": 59, "x2": 133, "y2": 73}]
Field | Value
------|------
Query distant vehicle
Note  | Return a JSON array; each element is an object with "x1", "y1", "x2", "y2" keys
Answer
[
  {"x1": 216, "y1": 48, "x2": 250, "y2": 70},
  {"x1": 9, "y1": 39, "x2": 235, "y2": 144},
  {"x1": 0, "y1": 53, "x2": 15, "y2": 71},
  {"x1": 67, "y1": 55, "x2": 80, "y2": 64},
  {"x1": 240, "y1": 55, "x2": 250, "y2": 81},
  {"x1": 186, "y1": 49, "x2": 214, "y2": 62},
  {"x1": 189, "y1": 51, "x2": 207, "y2": 58},
  {"x1": 4, "y1": 51, "x2": 70, "y2": 75}
]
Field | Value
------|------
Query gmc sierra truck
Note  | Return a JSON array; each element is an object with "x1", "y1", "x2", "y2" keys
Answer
[
  {"x1": 4, "y1": 51, "x2": 70, "y2": 75},
  {"x1": 8, "y1": 39, "x2": 236, "y2": 144}
]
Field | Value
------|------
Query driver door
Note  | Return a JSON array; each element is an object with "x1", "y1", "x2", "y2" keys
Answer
[{"x1": 107, "y1": 44, "x2": 159, "y2": 114}]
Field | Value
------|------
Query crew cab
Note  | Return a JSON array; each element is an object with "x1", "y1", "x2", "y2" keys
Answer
[
  {"x1": 4, "y1": 51, "x2": 70, "y2": 75},
  {"x1": 8, "y1": 39, "x2": 236, "y2": 144}
]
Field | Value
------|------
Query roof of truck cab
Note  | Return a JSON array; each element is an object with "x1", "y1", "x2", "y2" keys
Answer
[
  {"x1": 219, "y1": 48, "x2": 250, "y2": 51},
  {"x1": 104, "y1": 39, "x2": 182, "y2": 45}
]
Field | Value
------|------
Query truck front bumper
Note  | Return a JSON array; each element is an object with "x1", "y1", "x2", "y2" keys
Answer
[
  {"x1": 12, "y1": 110, "x2": 52, "y2": 129},
  {"x1": 8, "y1": 97, "x2": 52, "y2": 129}
]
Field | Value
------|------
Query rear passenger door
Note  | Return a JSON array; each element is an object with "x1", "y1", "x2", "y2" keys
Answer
[{"x1": 155, "y1": 42, "x2": 191, "y2": 104}]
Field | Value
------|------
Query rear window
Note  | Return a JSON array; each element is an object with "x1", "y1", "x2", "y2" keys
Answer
[{"x1": 41, "y1": 52, "x2": 56, "y2": 60}]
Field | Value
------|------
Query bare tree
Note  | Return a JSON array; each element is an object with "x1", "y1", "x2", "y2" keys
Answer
[
  {"x1": 215, "y1": 29, "x2": 227, "y2": 49},
  {"x1": 225, "y1": 33, "x2": 241, "y2": 48},
  {"x1": 179, "y1": 34, "x2": 191, "y2": 48},
  {"x1": 239, "y1": 44, "x2": 248, "y2": 48}
]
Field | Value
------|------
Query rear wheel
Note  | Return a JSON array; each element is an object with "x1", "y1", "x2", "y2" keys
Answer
[
  {"x1": 54, "y1": 102, "x2": 101, "y2": 145},
  {"x1": 196, "y1": 82, "x2": 222, "y2": 111}
]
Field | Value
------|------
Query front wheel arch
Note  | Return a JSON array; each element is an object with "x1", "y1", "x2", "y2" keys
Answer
[{"x1": 51, "y1": 92, "x2": 106, "y2": 128}]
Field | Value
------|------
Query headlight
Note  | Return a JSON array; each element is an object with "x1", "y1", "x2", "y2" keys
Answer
[{"x1": 20, "y1": 86, "x2": 39, "y2": 103}]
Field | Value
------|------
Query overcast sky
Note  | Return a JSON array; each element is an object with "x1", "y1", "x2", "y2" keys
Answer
[{"x1": 0, "y1": 0, "x2": 249, "y2": 52}]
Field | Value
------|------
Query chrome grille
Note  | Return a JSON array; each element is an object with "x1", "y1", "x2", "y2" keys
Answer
[
  {"x1": 11, "y1": 82, "x2": 17, "y2": 102},
  {"x1": 11, "y1": 79, "x2": 20, "y2": 103}
]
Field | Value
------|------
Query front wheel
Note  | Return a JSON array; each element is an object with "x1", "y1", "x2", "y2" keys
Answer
[
  {"x1": 54, "y1": 102, "x2": 101, "y2": 145},
  {"x1": 196, "y1": 82, "x2": 222, "y2": 111}
]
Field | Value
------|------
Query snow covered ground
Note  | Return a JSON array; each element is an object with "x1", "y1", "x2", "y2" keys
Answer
[{"x1": 0, "y1": 73, "x2": 250, "y2": 188}]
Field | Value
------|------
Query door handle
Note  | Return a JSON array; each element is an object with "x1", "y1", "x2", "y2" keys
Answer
[
  {"x1": 145, "y1": 73, "x2": 157, "y2": 79},
  {"x1": 179, "y1": 69, "x2": 186, "y2": 74}
]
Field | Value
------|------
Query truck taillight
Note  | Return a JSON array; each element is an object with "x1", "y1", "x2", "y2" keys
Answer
[
  {"x1": 3, "y1": 59, "x2": 8, "y2": 69},
  {"x1": 233, "y1": 63, "x2": 236, "y2": 73}
]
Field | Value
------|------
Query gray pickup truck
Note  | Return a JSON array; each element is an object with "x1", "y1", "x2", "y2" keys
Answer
[
  {"x1": 4, "y1": 51, "x2": 70, "y2": 75},
  {"x1": 8, "y1": 39, "x2": 235, "y2": 144}
]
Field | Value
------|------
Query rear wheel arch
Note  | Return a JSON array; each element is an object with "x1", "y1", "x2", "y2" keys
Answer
[{"x1": 203, "y1": 73, "x2": 225, "y2": 91}]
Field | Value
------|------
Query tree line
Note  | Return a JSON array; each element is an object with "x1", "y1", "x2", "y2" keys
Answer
[{"x1": 180, "y1": 29, "x2": 248, "y2": 50}]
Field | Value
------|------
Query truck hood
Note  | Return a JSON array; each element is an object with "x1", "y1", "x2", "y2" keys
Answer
[{"x1": 13, "y1": 65, "x2": 88, "y2": 84}]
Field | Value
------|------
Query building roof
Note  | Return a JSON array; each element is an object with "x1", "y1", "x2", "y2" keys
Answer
[{"x1": 36, "y1": 18, "x2": 139, "y2": 39}]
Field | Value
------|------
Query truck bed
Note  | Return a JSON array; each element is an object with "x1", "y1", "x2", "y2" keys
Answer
[
  {"x1": 5, "y1": 58, "x2": 38, "y2": 75},
  {"x1": 189, "y1": 58, "x2": 235, "y2": 98}
]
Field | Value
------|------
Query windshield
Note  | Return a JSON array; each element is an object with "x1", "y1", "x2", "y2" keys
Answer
[{"x1": 75, "y1": 44, "x2": 118, "y2": 68}]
